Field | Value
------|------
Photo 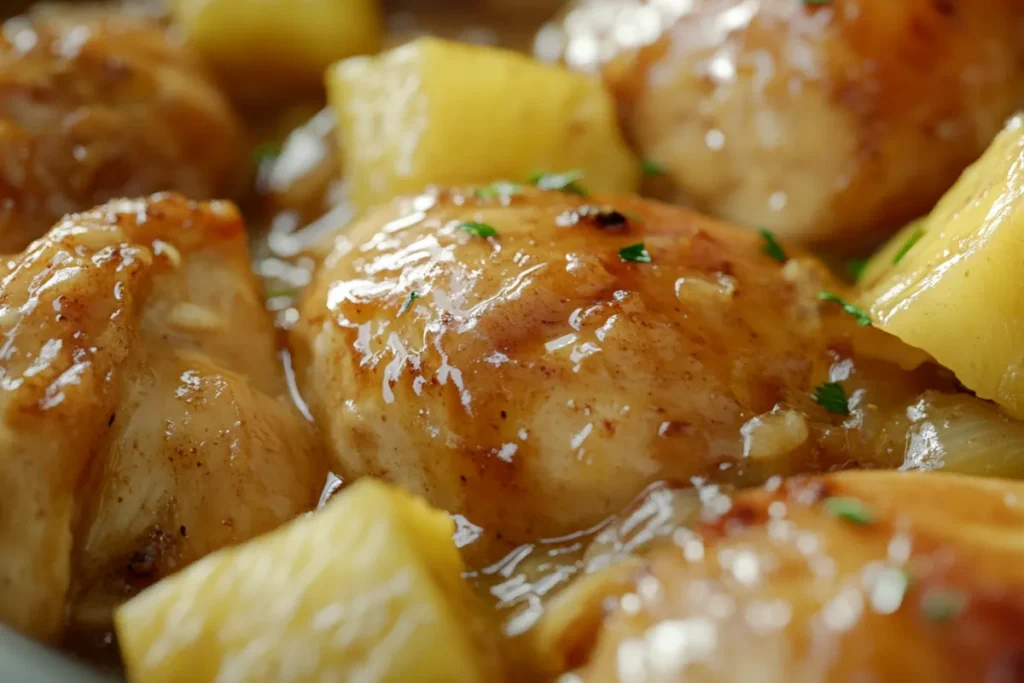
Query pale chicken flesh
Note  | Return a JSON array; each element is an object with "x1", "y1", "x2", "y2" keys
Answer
[{"x1": 540, "y1": 0, "x2": 1024, "y2": 245}]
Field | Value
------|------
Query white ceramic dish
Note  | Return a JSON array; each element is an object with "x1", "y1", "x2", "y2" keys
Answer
[{"x1": 0, "y1": 628, "x2": 116, "y2": 682}]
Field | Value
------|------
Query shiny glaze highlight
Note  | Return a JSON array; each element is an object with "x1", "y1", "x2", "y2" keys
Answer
[
  {"x1": 0, "y1": 194, "x2": 325, "y2": 641},
  {"x1": 289, "y1": 187, "x2": 996, "y2": 563},
  {"x1": 541, "y1": 0, "x2": 1024, "y2": 244}
]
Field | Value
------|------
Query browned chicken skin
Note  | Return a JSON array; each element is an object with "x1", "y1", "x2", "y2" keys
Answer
[
  {"x1": 546, "y1": 471, "x2": 1024, "y2": 683},
  {"x1": 0, "y1": 8, "x2": 244, "y2": 252},
  {"x1": 0, "y1": 194, "x2": 325, "y2": 641},
  {"x1": 540, "y1": 0, "x2": 1024, "y2": 244},
  {"x1": 289, "y1": 187, "x2": 1017, "y2": 563}
]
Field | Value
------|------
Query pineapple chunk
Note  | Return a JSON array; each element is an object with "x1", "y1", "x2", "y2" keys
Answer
[
  {"x1": 172, "y1": 0, "x2": 383, "y2": 100},
  {"x1": 326, "y1": 37, "x2": 640, "y2": 210},
  {"x1": 859, "y1": 114, "x2": 1024, "y2": 417},
  {"x1": 115, "y1": 479, "x2": 492, "y2": 683}
]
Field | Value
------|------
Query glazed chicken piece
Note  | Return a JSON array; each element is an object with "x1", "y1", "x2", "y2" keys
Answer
[
  {"x1": 289, "y1": 187, "x2": 1019, "y2": 563},
  {"x1": 543, "y1": 471, "x2": 1024, "y2": 682},
  {"x1": 538, "y1": 0, "x2": 1024, "y2": 245},
  {"x1": 0, "y1": 7, "x2": 244, "y2": 252},
  {"x1": 0, "y1": 194, "x2": 325, "y2": 642}
]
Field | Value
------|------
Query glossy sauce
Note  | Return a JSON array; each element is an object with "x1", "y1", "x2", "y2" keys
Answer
[
  {"x1": 285, "y1": 183, "x2": 1024, "y2": 652},
  {"x1": 5, "y1": 0, "x2": 1024, "y2": 678}
]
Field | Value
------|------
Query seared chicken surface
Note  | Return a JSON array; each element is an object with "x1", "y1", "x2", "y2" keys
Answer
[
  {"x1": 290, "y1": 187, "x2": 1013, "y2": 562},
  {"x1": 540, "y1": 0, "x2": 1024, "y2": 244},
  {"x1": 547, "y1": 471, "x2": 1024, "y2": 682},
  {"x1": 0, "y1": 8, "x2": 244, "y2": 252},
  {"x1": 0, "y1": 194, "x2": 325, "y2": 642}
]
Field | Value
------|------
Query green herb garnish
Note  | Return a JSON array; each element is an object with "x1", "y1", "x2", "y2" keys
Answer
[
  {"x1": 823, "y1": 496, "x2": 872, "y2": 524},
  {"x1": 817, "y1": 291, "x2": 871, "y2": 326},
  {"x1": 804, "y1": 0, "x2": 832, "y2": 4},
  {"x1": 759, "y1": 229, "x2": 787, "y2": 263},
  {"x1": 529, "y1": 170, "x2": 589, "y2": 196},
  {"x1": 641, "y1": 159, "x2": 665, "y2": 177},
  {"x1": 252, "y1": 141, "x2": 282, "y2": 165},
  {"x1": 618, "y1": 243, "x2": 651, "y2": 263},
  {"x1": 458, "y1": 221, "x2": 499, "y2": 238},
  {"x1": 398, "y1": 291, "x2": 420, "y2": 316},
  {"x1": 474, "y1": 181, "x2": 522, "y2": 200},
  {"x1": 265, "y1": 287, "x2": 299, "y2": 299},
  {"x1": 846, "y1": 258, "x2": 868, "y2": 282},
  {"x1": 921, "y1": 591, "x2": 966, "y2": 622},
  {"x1": 893, "y1": 227, "x2": 925, "y2": 265},
  {"x1": 813, "y1": 381, "x2": 850, "y2": 415}
]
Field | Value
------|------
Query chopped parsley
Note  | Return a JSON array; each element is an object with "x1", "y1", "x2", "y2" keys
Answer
[
  {"x1": 817, "y1": 291, "x2": 871, "y2": 326},
  {"x1": 529, "y1": 170, "x2": 589, "y2": 196},
  {"x1": 641, "y1": 159, "x2": 665, "y2": 177},
  {"x1": 823, "y1": 496, "x2": 872, "y2": 525},
  {"x1": 846, "y1": 258, "x2": 868, "y2": 282},
  {"x1": 458, "y1": 221, "x2": 499, "y2": 238},
  {"x1": 893, "y1": 227, "x2": 925, "y2": 265},
  {"x1": 804, "y1": 0, "x2": 832, "y2": 4},
  {"x1": 813, "y1": 381, "x2": 850, "y2": 415},
  {"x1": 474, "y1": 181, "x2": 522, "y2": 200},
  {"x1": 618, "y1": 243, "x2": 651, "y2": 263},
  {"x1": 759, "y1": 229, "x2": 787, "y2": 262},
  {"x1": 921, "y1": 591, "x2": 966, "y2": 622},
  {"x1": 252, "y1": 141, "x2": 281, "y2": 165},
  {"x1": 398, "y1": 291, "x2": 420, "y2": 317},
  {"x1": 265, "y1": 287, "x2": 299, "y2": 300}
]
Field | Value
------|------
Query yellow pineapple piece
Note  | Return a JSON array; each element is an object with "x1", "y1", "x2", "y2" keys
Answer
[
  {"x1": 859, "y1": 114, "x2": 1024, "y2": 417},
  {"x1": 171, "y1": 0, "x2": 383, "y2": 100},
  {"x1": 115, "y1": 479, "x2": 493, "y2": 682},
  {"x1": 326, "y1": 37, "x2": 640, "y2": 210}
]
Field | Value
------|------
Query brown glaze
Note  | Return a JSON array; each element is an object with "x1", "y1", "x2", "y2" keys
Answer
[
  {"x1": 0, "y1": 194, "x2": 325, "y2": 641},
  {"x1": 550, "y1": 470, "x2": 1024, "y2": 682},
  {"x1": 0, "y1": 7, "x2": 245, "y2": 253},
  {"x1": 540, "y1": 0, "x2": 1024, "y2": 245},
  {"x1": 288, "y1": 186, "x2": 1005, "y2": 563}
]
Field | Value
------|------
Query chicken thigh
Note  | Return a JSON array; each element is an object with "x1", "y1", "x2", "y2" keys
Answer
[
  {"x1": 289, "y1": 186, "x2": 1015, "y2": 562},
  {"x1": 0, "y1": 7, "x2": 244, "y2": 252},
  {"x1": 545, "y1": 470, "x2": 1024, "y2": 682},
  {"x1": 538, "y1": 0, "x2": 1024, "y2": 244},
  {"x1": 0, "y1": 194, "x2": 325, "y2": 642}
]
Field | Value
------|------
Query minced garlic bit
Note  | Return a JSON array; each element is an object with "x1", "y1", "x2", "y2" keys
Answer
[
  {"x1": 167, "y1": 302, "x2": 225, "y2": 333},
  {"x1": 675, "y1": 273, "x2": 737, "y2": 304},
  {"x1": 740, "y1": 408, "x2": 809, "y2": 460},
  {"x1": 152, "y1": 239, "x2": 182, "y2": 269}
]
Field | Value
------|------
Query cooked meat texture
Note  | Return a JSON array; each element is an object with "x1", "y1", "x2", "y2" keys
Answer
[
  {"x1": 0, "y1": 194, "x2": 326, "y2": 642},
  {"x1": 540, "y1": 0, "x2": 1024, "y2": 245},
  {"x1": 551, "y1": 471, "x2": 1024, "y2": 683},
  {"x1": 289, "y1": 187, "x2": 1003, "y2": 563},
  {"x1": 0, "y1": 8, "x2": 244, "y2": 253}
]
